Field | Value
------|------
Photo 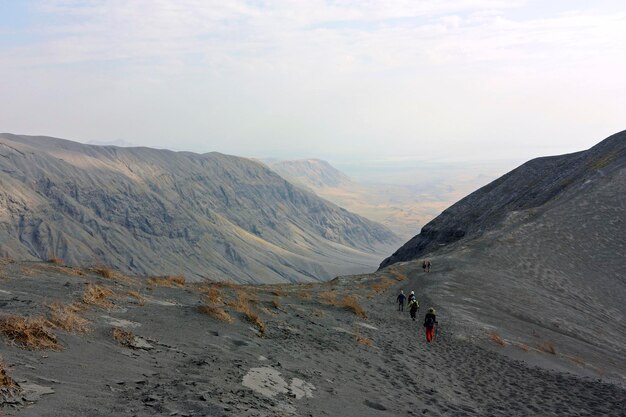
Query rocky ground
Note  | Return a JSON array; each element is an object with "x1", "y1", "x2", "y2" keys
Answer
[{"x1": 0, "y1": 259, "x2": 623, "y2": 417}]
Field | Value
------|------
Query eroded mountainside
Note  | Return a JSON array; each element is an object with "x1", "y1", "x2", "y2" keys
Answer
[
  {"x1": 0, "y1": 134, "x2": 400, "y2": 283},
  {"x1": 380, "y1": 130, "x2": 626, "y2": 268}
]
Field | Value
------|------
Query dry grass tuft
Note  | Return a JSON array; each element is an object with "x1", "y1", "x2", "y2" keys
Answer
[
  {"x1": 296, "y1": 291, "x2": 312, "y2": 300},
  {"x1": 318, "y1": 290, "x2": 337, "y2": 304},
  {"x1": 319, "y1": 291, "x2": 367, "y2": 318},
  {"x1": 198, "y1": 305, "x2": 234, "y2": 323},
  {"x1": 147, "y1": 275, "x2": 186, "y2": 288},
  {"x1": 48, "y1": 257, "x2": 63, "y2": 265},
  {"x1": 126, "y1": 291, "x2": 145, "y2": 306},
  {"x1": 539, "y1": 341, "x2": 556, "y2": 354},
  {"x1": 371, "y1": 278, "x2": 394, "y2": 294},
  {"x1": 48, "y1": 303, "x2": 90, "y2": 333},
  {"x1": 488, "y1": 331, "x2": 506, "y2": 347},
  {"x1": 0, "y1": 315, "x2": 60, "y2": 350},
  {"x1": 202, "y1": 286, "x2": 223, "y2": 304},
  {"x1": 570, "y1": 356, "x2": 585, "y2": 366},
  {"x1": 93, "y1": 265, "x2": 114, "y2": 279},
  {"x1": 340, "y1": 296, "x2": 367, "y2": 318},
  {"x1": 82, "y1": 284, "x2": 114, "y2": 308},
  {"x1": 390, "y1": 269, "x2": 406, "y2": 281},
  {"x1": 227, "y1": 290, "x2": 266, "y2": 335},
  {"x1": 354, "y1": 330, "x2": 374, "y2": 347},
  {"x1": 0, "y1": 359, "x2": 16, "y2": 388},
  {"x1": 271, "y1": 297, "x2": 281, "y2": 309},
  {"x1": 517, "y1": 343, "x2": 530, "y2": 352},
  {"x1": 208, "y1": 280, "x2": 239, "y2": 289},
  {"x1": 112, "y1": 327, "x2": 135, "y2": 348}
]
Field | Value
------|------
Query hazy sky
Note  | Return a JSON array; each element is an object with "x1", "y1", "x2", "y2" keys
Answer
[{"x1": 1, "y1": 0, "x2": 625, "y2": 164}]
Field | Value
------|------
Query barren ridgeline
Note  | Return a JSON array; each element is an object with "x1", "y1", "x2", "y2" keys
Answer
[{"x1": 0, "y1": 131, "x2": 624, "y2": 416}]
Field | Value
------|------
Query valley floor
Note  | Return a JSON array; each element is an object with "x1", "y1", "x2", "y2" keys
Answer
[{"x1": 0, "y1": 260, "x2": 624, "y2": 416}]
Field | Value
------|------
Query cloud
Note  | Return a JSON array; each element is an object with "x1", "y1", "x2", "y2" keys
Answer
[{"x1": 0, "y1": 0, "x2": 624, "y2": 161}]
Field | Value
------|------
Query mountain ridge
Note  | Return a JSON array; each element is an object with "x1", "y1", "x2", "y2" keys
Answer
[
  {"x1": 379, "y1": 130, "x2": 626, "y2": 268},
  {"x1": 0, "y1": 133, "x2": 401, "y2": 283}
]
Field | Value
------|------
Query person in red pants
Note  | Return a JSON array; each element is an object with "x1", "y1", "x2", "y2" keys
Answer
[{"x1": 424, "y1": 308, "x2": 438, "y2": 342}]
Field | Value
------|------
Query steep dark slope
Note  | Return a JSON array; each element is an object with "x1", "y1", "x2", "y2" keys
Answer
[
  {"x1": 380, "y1": 130, "x2": 626, "y2": 268},
  {"x1": 0, "y1": 134, "x2": 401, "y2": 283}
]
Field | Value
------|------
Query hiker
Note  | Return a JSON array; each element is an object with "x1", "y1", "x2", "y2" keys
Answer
[
  {"x1": 422, "y1": 260, "x2": 427, "y2": 272},
  {"x1": 424, "y1": 307, "x2": 438, "y2": 342},
  {"x1": 396, "y1": 290, "x2": 406, "y2": 311},
  {"x1": 408, "y1": 298, "x2": 419, "y2": 320},
  {"x1": 426, "y1": 260, "x2": 432, "y2": 272},
  {"x1": 408, "y1": 291, "x2": 416, "y2": 302}
]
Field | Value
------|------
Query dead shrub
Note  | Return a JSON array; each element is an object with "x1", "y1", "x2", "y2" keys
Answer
[
  {"x1": 147, "y1": 275, "x2": 186, "y2": 288},
  {"x1": 82, "y1": 284, "x2": 114, "y2": 308},
  {"x1": 539, "y1": 341, "x2": 556, "y2": 354},
  {"x1": 126, "y1": 291, "x2": 145, "y2": 306},
  {"x1": 517, "y1": 343, "x2": 530, "y2": 352},
  {"x1": 0, "y1": 315, "x2": 60, "y2": 350},
  {"x1": 488, "y1": 331, "x2": 506, "y2": 347},
  {"x1": 198, "y1": 305, "x2": 234, "y2": 323},
  {"x1": 0, "y1": 359, "x2": 16, "y2": 388},
  {"x1": 112, "y1": 327, "x2": 135, "y2": 348},
  {"x1": 271, "y1": 297, "x2": 281, "y2": 309},
  {"x1": 48, "y1": 303, "x2": 90, "y2": 333},
  {"x1": 340, "y1": 296, "x2": 367, "y2": 318},
  {"x1": 48, "y1": 257, "x2": 63, "y2": 265}
]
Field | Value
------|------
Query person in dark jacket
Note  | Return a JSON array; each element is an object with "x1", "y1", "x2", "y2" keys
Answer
[
  {"x1": 408, "y1": 291, "x2": 416, "y2": 302},
  {"x1": 408, "y1": 298, "x2": 419, "y2": 320},
  {"x1": 424, "y1": 307, "x2": 438, "y2": 342},
  {"x1": 396, "y1": 290, "x2": 406, "y2": 311}
]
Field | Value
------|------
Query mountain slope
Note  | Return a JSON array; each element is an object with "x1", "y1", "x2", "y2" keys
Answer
[
  {"x1": 376, "y1": 130, "x2": 626, "y2": 380},
  {"x1": 0, "y1": 134, "x2": 401, "y2": 283},
  {"x1": 265, "y1": 159, "x2": 352, "y2": 189},
  {"x1": 380, "y1": 130, "x2": 626, "y2": 268},
  {"x1": 265, "y1": 159, "x2": 456, "y2": 239}
]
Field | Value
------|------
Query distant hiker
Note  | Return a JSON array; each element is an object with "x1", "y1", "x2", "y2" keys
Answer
[
  {"x1": 408, "y1": 291, "x2": 416, "y2": 302},
  {"x1": 396, "y1": 290, "x2": 406, "y2": 311},
  {"x1": 423, "y1": 259, "x2": 431, "y2": 272},
  {"x1": 424, "y1": 308, "x2": 438, "y2": 342},
  {"x1": 408, "y1": 298, "x2": 419, "y2": 320}
]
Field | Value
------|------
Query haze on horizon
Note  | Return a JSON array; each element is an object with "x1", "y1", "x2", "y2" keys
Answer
[{"x1": 0, "y1": 0, "x2": 625, "y2": 167}]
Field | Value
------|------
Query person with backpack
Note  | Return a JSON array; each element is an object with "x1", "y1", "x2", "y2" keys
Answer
[
  {"x1": 424, "y1": 307, "x2": 438, "y2": 342},
  {"x1": 396, "y1": 290, "x2": 406, "y2": 311},
  {"x1": 408, "y1": 291, "x2": 416, "y2": 302},
  {"x1": 408, "y1": 298, "x2": 419, "y2": 320}
]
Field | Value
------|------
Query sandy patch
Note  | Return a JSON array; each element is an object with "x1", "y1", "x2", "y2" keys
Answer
[
  {"x1": 356, "y1": 322, "x2": 378, "y2": 331},
  {"x1": 242, "y1": 367, "x2": 289, "y2": 398},
  {"x1": 242, "y1": 367, "x2": 315, "y2": 400},
  {"x1": 290, "y1": 378, "x2": 315, "y2": 399},
  {"x1": 101, "y1": 316, "x2": 141, "y2": 328}
]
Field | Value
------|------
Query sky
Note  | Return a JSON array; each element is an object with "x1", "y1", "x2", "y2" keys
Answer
[{"x1": 0, "y1": 0, "x2": 625, "y2": 169}]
